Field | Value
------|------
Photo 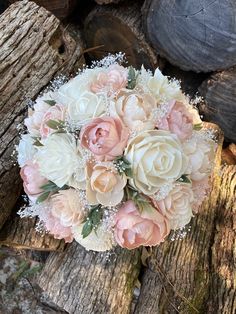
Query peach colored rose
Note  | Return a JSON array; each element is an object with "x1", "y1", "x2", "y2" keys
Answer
[
  {"x1": 90, "y1": 64, "x2": 127, "y2": 95},
  {"x1": 157, "y1": 100, "x2": 193, "y2": 140},
  {"x1": 80, "y1": 116, "x2": 129, "y2": 161},
  {"x1": 152, "y1": 184, "x2": 194, "y2": 230},
  {"x1": 114, "y1": 200, "x2": 170, "y2": 249},
  {"x1": 51, "y1": 189, "x2": 86, "y2": 228},
  {"x1": 40, "y1": 205, "x2": 73, "y2": 243},
  {"x1": 20, "y1": 161, "x2": 47, "y2": 202},
  {"x1": 86, "y1": 161, "x2": 127, "y2": 206},
  {"x1": 192, "y1": 177, "x2": 210, "y2": 213},
  {"x1": 110, "y1": 90, "x2": 156, "y2": 132},
  {"x1": 40, "y1": 104, "x2": 66, "y2": 138}
]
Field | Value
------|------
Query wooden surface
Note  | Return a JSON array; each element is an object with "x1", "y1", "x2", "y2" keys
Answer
[
  {"x1": 38, "y1": 244, "x2": 141, "y2": 313},
  {"x1": 84, "y1": 2, "x2": 159, "y2": 70},
  {"x1": 8, "y1": 0, "x2": 77, "y2": 19},
  {"x1": 142, "y1": 0, "x2": 236, "y2": 72},
  {"x1": 0, "y1": 213, "x2": 65, "y2": 251},
  {"x1": 0, "y1": 0, "x2": 84, "y2": 230},
  {"x1": 199, "y1": 66, "x2": 236, "y2": 143}
]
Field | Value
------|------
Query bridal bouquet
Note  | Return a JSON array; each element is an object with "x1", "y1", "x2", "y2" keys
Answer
[{"x1": 17, "y1": 55, "x2": 216, "y2": 251}]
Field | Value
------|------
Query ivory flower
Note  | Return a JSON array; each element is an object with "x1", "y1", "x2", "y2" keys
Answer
[
  {"x1": 86, "y1": 161, "x2": 127, "y2": 206},
  {"x1": 125, "y1": 130, "x2": 188, "y2": 195},
  {"x1": 51, "y1": 189, "x2": 85, "y2": 227},
  {"x1": 114, "y1": 200, "x2": 170, "y2": 249},
  {"x1": 72, "y1": 224, "x2": 114, "y2": 251},
  {"x1": 153, "y1": 183, "x2": 194, "y2": 230},
  {"x1": 110, "y1": 90, "x2": 156, "y2": 132},
  {"x1": 17, "y1": 134, "x2": 36, "y2": 167},
  {"x1": 36, "y1": 134, "x2": 86, "y2": 189}
]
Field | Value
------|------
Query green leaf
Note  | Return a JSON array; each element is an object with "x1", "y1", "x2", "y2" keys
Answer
[
  {"x1": 177, "y1": 174, "x2": 191, "y2": 184},
  {"x1": 114, "y1": 156, "x2": 132, "y2": 177},
  {"x1": 44, "y1": 100, "x2": 56, "y2": 106},
  {"x1": 33, "y1": 139, "x2": 43, "y2": 147},
  {"x1": 46, "y1": 119, "x2": 65, "y2": 130},
  {"x1": 82, "y1": 221, "x2": 93, "y2": 238},
  {"x1": 127, "y1": 66, "x2": 137, "y2": 89},
  {"x1": 36, "y1": 191, "x2": 50, "y2": 203},
  {"x1": 193, "y1": 123, "x2": 203, "y2": 131}
]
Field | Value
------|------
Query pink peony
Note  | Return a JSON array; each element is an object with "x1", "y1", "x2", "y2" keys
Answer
[
  {"x1": 80, "y1": 116, "x2": 129, "y2": 161},
  {"x1": 192, "y1": 177, "x2": 210, "y2": 213},
  {"x1": 90, "y1": 64, "x2": 127, "y2": 95},
  {"x1": 40, "y1": 206, "x2": 73, "y2": 243},
  {"x1": 40, "y1": 104, "x2": 66, "y2": 138},
  {"x1": 114, "y1": 200, "x2": 170, "y2": 249},
  {"x1": 20, "y1": 161, "x2": 47, "y2": 202},
  {"x1": 157, "y1": 100, "x2": 193, "y2": 140}
]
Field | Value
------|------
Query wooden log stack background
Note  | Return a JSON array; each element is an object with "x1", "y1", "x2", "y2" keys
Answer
[{"x1": 0, "y1": 0, "x2": 235, "y2": 313}]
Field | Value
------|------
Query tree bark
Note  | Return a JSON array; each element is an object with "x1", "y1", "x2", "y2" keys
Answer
[
  {"x1": 84, "y1": 2, "x2": 160, "y2": 71},
  {"x1": 199, "y1": 66, "x2": 236, "y2": 143},
  {"x1": 0, "y1": 213, "x2": 66, "y2": 251},
  {"x1": 142, "y1": 0, "x2": 236, "y2": 72},
  {"x1": 38, "y1": 244, "x2": 141, "y2": 313},
  {"x1": 0, "y1": 0, "x2": 84, "y2": 230},
  {"x1": 8, "y1": 0, "x2": 78, "y2": 19},
  {"x1": 134, "y1": 127, "x2": 236, "y2": 313},
  {"x1": 95, "y1": 0, "x2": 124, "y2": 4}
]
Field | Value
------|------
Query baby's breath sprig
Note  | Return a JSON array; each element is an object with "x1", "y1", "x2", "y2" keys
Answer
[{"x1": 114, "y1": 156, "x2": 132, "y2": 178}]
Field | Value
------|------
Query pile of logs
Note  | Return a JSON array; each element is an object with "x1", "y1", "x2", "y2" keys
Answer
[{"x1": 0, "y1": 0, "x2": 235, "y2": 313}]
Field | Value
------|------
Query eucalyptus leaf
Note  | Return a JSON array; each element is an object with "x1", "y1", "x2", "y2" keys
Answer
[
  {"x1": 82, "y1": 221, "x2": 93, "y2": 238},
  {"x1": 33, "y1": 139, "x2": 43, "y2": 147},
  {"x1": 44, "y1": 100, "x2": 56, "y2": 106},
  {"x1": 127, "y1": 66, "x2": 137, "y2": 89},
  {"x1": 36, "y1": 191, "x2": 50, "y2": 204},
  {"x1": 193, "y1": 123, "x2": 203, "y2": 131},
  {"x1": 177, "y1": 174, "x2": 191, "y2": 184}
]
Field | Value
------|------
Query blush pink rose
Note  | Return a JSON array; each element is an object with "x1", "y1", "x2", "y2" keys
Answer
[
  {"x1": 157, "y1": 100, "x2": 193, "y2": 140},
  {"x1": 192, "y1": 177, "x2": 210, "y2": 213},
  {"x1": 20, "y1": 161, "x2": 47, "y2": 202},
  {"x1": 90, "y1": 64, "x2": 128, "y2": 95},
  {"x1": 40, "y1": 104, "x2": 66, "y2": 138},
  {"x1": 80, "y1": 116, "x2": 129, "y2": 161},
  {"x1": 40, "y1": 206, "x2": 73, "y2": 243},
  {"x1": 114, "y1": 200, "x2": 170, "y2": 249}
]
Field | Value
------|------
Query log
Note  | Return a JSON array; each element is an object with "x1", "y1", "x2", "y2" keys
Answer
[
  {"x1": 199, "y1": 67, "x2": 236, "y2": 143},
  {"x1": 142, "y1": 0, "x2": 236, "y2": 72},
  {"x1": 0, "y1": 213, "x2": 65, "y2": 251},
  {"x1": 134, "y1": 128, "x2": 235, "y2": 313},
  {"x1": 95, "y1": 0, "x2": 123, "y2": 4},
  {"x1": 222, "y1": 147, "x2": 236, "y2": 165},
  {"x1": 8, "y1": 0, "x2": 78, "y2": 19},
  {"x1": 0, "y1": 0, "x2": 84, "y2": 230},
  {"x1": 38, "y1": 244, "x2": 141, "y2": 313},
  {"x1": 84, "y1": 2, "x2": 160, "y2": 70}
]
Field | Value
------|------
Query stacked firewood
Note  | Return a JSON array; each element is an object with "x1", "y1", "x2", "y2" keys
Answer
[{"x1": 0, "y1": 1, "x2": 235, "y2": 313}]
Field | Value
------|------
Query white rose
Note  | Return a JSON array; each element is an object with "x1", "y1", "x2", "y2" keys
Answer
[
  {"x1": 36, "y1": 133, "x2": 86, "y2": 189},
  {"x1": 110, "y1": 90, "x2": 156, "y2": 132},
  {"x1": 86, "y1": 161, "x2": 127, "y2": 206},
  {"x1": 125, "y1": 130, "x2": 188, "y2": 195},
  {"x1": 72, "y1": 224, "x2": 114, "y2": 251},
  {"x1": 154, "y1": 183, "x2": 194, "y2": 230},
  {"x1": 24, "y1": 93, "x2": 53, "y2": 137},
  {"x1": 17, "y1": 134, "x2": 36, "y2": 167},
  {"x1": 183, "y1": 136, "x2": 216, "y2": 181},
  {"x1": 147, "y1": 68, "x2": 185, "y2": 104},
  {"x1": 67, "y1": 91, "x2": 106, "y2": 126},
  {"x1": 51, "y1": 189, "x2": 86, "y2": 227}
]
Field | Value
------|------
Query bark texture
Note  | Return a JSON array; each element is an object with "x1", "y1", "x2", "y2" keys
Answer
[
  {"x1": 142, "y1": 0, "x2": 236, "y2": 72},
  {"x1": 0, "y1": 213, "x2": 65, "y2": 251},
  {"x1": 134, "y1": 128, "x2": 236, "y2": 313},
  {"x1": 199, "y1": 66, "x2": 236, "y2": 143},
  {"x1": 95, "y1": 0, "x2": 124, "y2": 4},
  {"x1": 8, "y1": 0, "x2": 77, "y2": 19},
  {"x1": 84, "y1": 2, "x2": 160, "y2": 70},
  {"x1": 0, "y1": 0, "x2": 84, "y2": 230},
  {"x1": 38, "y1": 243, "x2": 141, "y2": 313}
]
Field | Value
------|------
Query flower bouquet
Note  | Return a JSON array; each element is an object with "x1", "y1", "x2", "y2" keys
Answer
[{"x1": 17, "y1": 54, "x2": 216, "y2": 252}]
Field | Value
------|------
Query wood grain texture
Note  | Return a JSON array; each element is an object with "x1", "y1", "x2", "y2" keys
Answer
[
  {"x1": 8, "y1": 0, "x2": 77, "y2": 19},
  {"x1": 199, "y1": 66, "x2": 236, "y2": 143},
  {"x1": 38, "y1": 243, "x2": 141, "y2": 313},
  {"x1": 133, "y1": 124, "x2": 235, "y2": 314},
  {"x1": 142, "y1": 0, "x2": 236, "y2": 72},
  {"x1": 84, "y1": 2, "x2": 160, "y2": 70},
  {"x1": 0, "y1": 213, "x2": 65, "y2": 251},
  {"x1": 0, "y1": 0, "x2": 84, "y2": 230}
]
